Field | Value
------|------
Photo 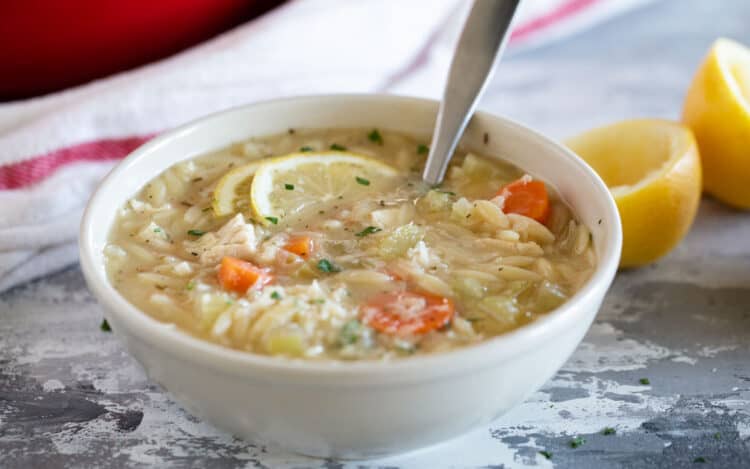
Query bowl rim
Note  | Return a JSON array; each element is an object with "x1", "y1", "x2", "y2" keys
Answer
[{"x1": 79, "y1": 93, "x2": 622, "y2": 382}]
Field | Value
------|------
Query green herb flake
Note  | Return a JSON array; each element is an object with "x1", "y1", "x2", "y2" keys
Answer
[
  {"x1": 299, "y1": 146, "x2": 314, "y2": 152},
  {"x1": 330, "y1": 143, "x2": 347, "y2": 151},
  {"x1": 100, "y1": 319, "x2": 112, "y2": 332},
  {"x1": 153, "y1": 228, "x2": 162, "y2": 233},
  {"x1": 602, "y1": 427, "x2": 616, "y2": 435},
  {"x1": 417, "y1": 144, "x2": 429, "y2": 154},
  {"x1": 368, "y1": 129, "x2": 383, "y2": 144},
  {"x1": 355, "y1": 226, "x2": 382, "y2": 237},
  {"x1": 569, "y1": 436, "x2": 586, "y2": 449},
  {"x1": 265, "y1": 216, "x2": 279, "y2": 225},
  {"x1": 538, "y1": 450, "x2": 552, "y2": 460},
  {"x1": 713, "y1": 432, "x2": 721, "y2": 440},
  {"x1": 187, "y1": 229, "x2": 205, "y2": 237},
  {"x1": 271, "y1": 291, "x2": 282, "y2": 300},
  {"x1": 639, "y1": 377, "x2": 650, "y2": 385},
  {"x1": 436, "y1": 189, "x2": 457, "y2": 196},
  {"x1": 693, "y1": 457, "x2": 707, "y2": 463},
  {"x1": 338, "y1": 319, "x2": 362, "y2": 346},
  {"x1": 284, "y1": 183, "x2": 295, "y2": 191},
  {"x1": 186, "y1": 281, "x2": 195, "y2": 291},
  {"x1": 355, "y1": 176, "x2": 370, "y2": 186},
  {"x1": 312, "y1": 298, "x2": 326, "y2": 304},
  {"x1": 317, "y1": 259, "x2": 341, "y2": 273}
]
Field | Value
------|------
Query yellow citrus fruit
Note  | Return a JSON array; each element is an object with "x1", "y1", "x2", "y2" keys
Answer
[
  {"x1": 212, "y1": 162, "x2": 261, "y2": 217},
  {"x1": 566, "y1": 119, "x2": 702, "y2": 268},
  {"x1": 250, "y1": 151, "x2": 400, "y2": 225},
  {"x1": 682, "y1": 38, "x2": 750, "y2": 208}
]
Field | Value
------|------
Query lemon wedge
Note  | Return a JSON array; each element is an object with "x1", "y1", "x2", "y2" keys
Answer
[
  {"x1": 212, "y1": 162, "x2": 262, "y2": 216},
  {"x1": 683, "y1": 38, "x2": 750, "y2": 208},
  {"x1": 566, "y1": 119, "x2": 702, "y2": 268},
  {"x1": 250, "y1": 152, "x2": 400, "y2": 225}
]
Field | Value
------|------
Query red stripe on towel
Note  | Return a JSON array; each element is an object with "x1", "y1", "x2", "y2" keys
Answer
[
  {"x1": 0, "y1": 135, "x2": 153, "y2": 190},
  {"x1": 511, "y1": 0, "x2": 600, "y2": 43}
]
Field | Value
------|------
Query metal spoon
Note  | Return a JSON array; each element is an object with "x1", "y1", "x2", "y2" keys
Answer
[{"x1": 422, "y1": 0, "x2": 520, "y2": 186}]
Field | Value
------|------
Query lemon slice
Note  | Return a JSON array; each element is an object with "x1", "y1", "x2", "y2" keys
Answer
[
  {"x1": 212, "y1": 162, "x2": 261, "y2": 216},
  {"x1": 682, "y1": 38, "x2": 750, "y2": 208},
  {"x1": 250, "y1": 152, "x2": 400, "y2": 225},
  {"x1": 566, "y1": 119, "x2": 702, "y2": 268}
]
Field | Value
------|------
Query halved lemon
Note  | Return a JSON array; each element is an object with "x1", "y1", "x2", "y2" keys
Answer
[
  {"x1": 250, "y1": 152, "x2": 400, "y2": 225},
  {"x1": 566, "y1": 119, "x2": 702, "y2": 268},
  {"x1": 212, "y1": 162, "x2": 261, "y2": 216},
  {"x1": 682, "y1": 38, "x2": 750, "y2": 208}
]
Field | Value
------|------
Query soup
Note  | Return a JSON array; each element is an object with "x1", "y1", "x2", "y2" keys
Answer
[{"x1": 105, "y1": 128, "x2": 595, "y2": 360}]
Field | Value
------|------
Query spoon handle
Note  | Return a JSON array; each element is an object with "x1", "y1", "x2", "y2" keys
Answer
[{"x1": 422, "y1": 0, "x2": 520, "y2": 186}]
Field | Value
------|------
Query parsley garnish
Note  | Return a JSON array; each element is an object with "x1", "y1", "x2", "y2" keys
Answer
[
  {"x1": 186, "y1": 281, "x2": 195, "y2": 290},
  {"x1": 330, "y1": 143, "x2": 347, "y2": 151},
  {"x1": 265, "y1": 216, "x2": 279, "y2": 225},
  {"x1": 284, "y1": 183, "x2": 295, "y2": 190},
  {"x1": 417, "y1": 144, "x2": 429, "y2": 154},
  {"x1": 355, "y1": 226, "x2": 382, "y2": 237},
  {"x1": 271, "y1": 291, "x2": 282, "y2": 300},
  {"x1": 602, "y1": 427, "x2": 616, "y2": 435},
  {"x1": 100, "y1": 319, "x2": 112, "y2": 332},
  {"x1": 435, "y1": 189, "x2": 456, "y2": 196},
  {"x1": 694, "y1": 457, "x2": 706, "y2": 463},
  {"x1": 299, "y1": 146, "x2": 313, "y2": 152},
  {"x1": 355, "y1": 176, "x2": 370, "y2": 186},
  {"x1": 368, "y1": 129, "x2": 383, "y2": 144},
  {"x1": 338, "y1": 319, "x2": 362, "y2": 346},
  {"x1": 569, "y1": 436, "x2": 586, "y2": 448},
  {"x1": 153, "y1": 228, "x2": 162, "y2": 233},
  {"x1": 639, "y1": 377, "x2": 650, "y2": 385},
  {"x1": 187, "y1": 229, "x2": 205, "y2": 237},
  {"x1": 538, "y1": 450, "x2": 552, "y2": 460},
  {"x1": 317, "y1": 259, "x2": 341, "y2": 273}
]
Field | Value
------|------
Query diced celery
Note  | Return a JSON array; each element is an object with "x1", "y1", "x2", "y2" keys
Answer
[
  {"x1": 266, "y1": 327, "x2": 307, "y2": 356},
  {"x1": 535, "y1": 281, "x2": 568, "y2": 311},
  {"x1": 478, "y1": 295, "x2": 520, "y2": 327},
  {"x1": 378, "y1": 223, "x2": 423, "y2": 259}
]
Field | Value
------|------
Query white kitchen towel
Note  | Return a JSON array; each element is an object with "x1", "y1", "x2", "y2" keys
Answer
[{"x1": 0, "y1": 0, "x2": 652, "y2": 292}]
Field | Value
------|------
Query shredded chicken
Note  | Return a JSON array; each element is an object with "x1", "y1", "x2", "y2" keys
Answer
[{"x1": 185, "y1": 214, "x2": 259, "y2": 265}]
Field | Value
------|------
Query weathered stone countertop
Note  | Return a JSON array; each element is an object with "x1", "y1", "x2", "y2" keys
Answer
[{"x1": 2, "y1": 0, "x2": 750, "y2": 467}]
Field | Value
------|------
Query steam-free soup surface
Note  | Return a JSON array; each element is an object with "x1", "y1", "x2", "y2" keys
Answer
[{"x1": 105, "y1": 128, "x2": 595, "y2": 360}]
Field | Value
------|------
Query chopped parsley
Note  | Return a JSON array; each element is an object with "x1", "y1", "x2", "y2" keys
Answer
[
  {"x1": 368, "y1": 129, "x2": 383, "y2": 144},
  {"x1": 153, "y1": 227, "x2": 162, "y2": 233},
  {"x1": 299, "y1": 146, "x2": 314, "y2": 152},
  {"x1": 330, "y1": 143, "x2": 347, "y2": 151},
  {"x1": 100, "y1": 319, "x2": 112, "y2": 332},
  {"x1": 355, "y1": 176, "x2": 370, "y2": 186},
  {"x1": 270, "y1": 291, "x2": 282, "y2": 300},
  {"x1": 693, "y1": 457, "x2": 706, "y2": 463},
  {"x1": 602, "y1": 427, "x2": 616, "y2": 435},
  {"x1": 538, "y1": 450, "x2": 552, "y2": 460},
  {"x1": 284, "y1": 183, "x2": 295, "y2": 190},
  {"x1": 317, "y1": 259, "x2": 341, "y2": 273},
  {"x1": 311, "y1": 298, "x2": 325, "y2": 304},
  {"x1": 355, "y1": 226, "x2": 382, "y2": 237},
  {"x1": 639, "y1": 377, "x2": 651, "y2": 385},
  {"x1": 569, "y1": 436, "x2": 586, "y2": 448},
  {"x1": 187, "y1": 229, "x2": 205, "y2": 237},
  {"x1": 338, "y1": 319, "x2": 362, "y2": 345},
  {"x1": 435, "y1": 189, "x2": 456, "y2": 196},
  {"x1": 713, "y1": 432, "x2": 721, "y2": 440},
  {"x1": 265, "y1": 216, "x2": 279, "y2": 225},
  {"x1": 417, "y1": 144, "x2": 429, "y2": 154},
  {"x1": 186, "y1": 281, "x2": 195, "y2": 290}
]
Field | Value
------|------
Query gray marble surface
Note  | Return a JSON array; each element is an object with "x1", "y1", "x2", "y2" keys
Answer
[{"x1": 3, "y1": 0, "x2": 750, "y2": 467}]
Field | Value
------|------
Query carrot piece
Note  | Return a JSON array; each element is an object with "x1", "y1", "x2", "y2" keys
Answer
[
  {"x1": 496, "y1": 177, "x2": 550, "y2": 224},
  {"x1": 361, "y1": 291, "x2": 455, "y2": 336},
  {"x1": 218, "y1": 256, "x2": 273, "y2": 294},
  {"x1": 283, "y1": 235, "x2": 313, "y2": 258}
]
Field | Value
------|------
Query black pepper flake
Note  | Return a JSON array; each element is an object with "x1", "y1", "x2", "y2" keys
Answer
[
  {"x1": 598, "y1": 219, "x2": 602, "y2": 225},
  {"x1": 191, "y1": 252, "x2": 199, "y2": 256},
  {"x1": 483, "y1": 132, "x2": 489, "y2": 144}
]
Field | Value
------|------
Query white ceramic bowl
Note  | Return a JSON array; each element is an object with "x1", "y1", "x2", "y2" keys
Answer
[{"x1": 80, "y1": 95, "x2": 621, "y2": 459}]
